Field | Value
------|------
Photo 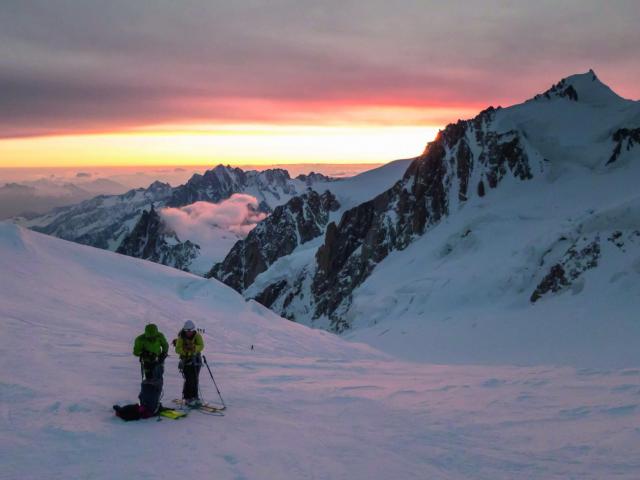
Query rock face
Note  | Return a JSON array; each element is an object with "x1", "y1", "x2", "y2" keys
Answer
[
  {"x1": 116, "y1": 206, "x2": 200, "y2": 271},
  {"x1": 534, "y1": 78, "x2": 579, "y2": 102},
  {"x1": 244, "y1": 111, "x2": 538, "y2": 327},
  {"x1": 253, "y1": 279, "x2": 290, "y2": 310},
  {"x1": 168, "y1": 166, "x2": 291, "y2": 208},
  {"x1": 531, "y1": 237, "x2": 601, "y2": 302},
  {"x1": 531, "y1": 229, "x2": 640, "y2": 303},
  {"x1": 608, "y1": 128, "x2": 640, "y2": 165},
  {"x1": 208, "y1": 190, "x2": 340, "y2": 290},
  {"x1": 309, "y1": 107, "x2": 537, "y2": 328},
  {"x1": 296, "y1": 172, "x2": 335, "y2": 186}
]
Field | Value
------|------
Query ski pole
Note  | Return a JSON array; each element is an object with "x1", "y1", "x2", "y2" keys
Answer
[{"x1": 202, "y1": 355, "x2": 226, "y2": 408}]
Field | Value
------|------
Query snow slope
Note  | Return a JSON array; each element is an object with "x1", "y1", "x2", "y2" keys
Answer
[
  {"x1": 311, "y1": 157, "x2": 414, "y2": 217},
  {"x1": 345, "y1": 162, "x2": 640, "y2": 367},
  {"x1": 2, "y1": 223, "x2": 640, "y2": 479}
]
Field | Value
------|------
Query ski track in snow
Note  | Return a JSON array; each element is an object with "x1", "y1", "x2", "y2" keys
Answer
[{"x1": 1, "y1": 224, "x2": 640, "y2": 479}]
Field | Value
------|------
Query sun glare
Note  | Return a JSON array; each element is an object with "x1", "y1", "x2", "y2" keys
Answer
[{"x1": 0, "y1": 124, "x2": 441, "y2": 168}]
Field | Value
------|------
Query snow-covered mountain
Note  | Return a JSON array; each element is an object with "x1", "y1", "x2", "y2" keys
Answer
[
  {"x1": 20, "y1": 180, "x2": 174, "y2": 250},
  {"x1": 2, "y1": 221, "x2": 640, "y2": 479},
  {"x1": 214, "y1": 71, "x2": 640, "y2": 351},
  {"x1": 18, "y1": 165, "x2": 335, "y2": 273}
]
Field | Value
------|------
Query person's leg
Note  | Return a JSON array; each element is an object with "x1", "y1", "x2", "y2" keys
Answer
[
  {"x1": 143, "y1": 361, "x2": 152, "y2": 380},
  {"x1": 193, "y1": 365, "x2": 201, "y2": 400},
  {"x1": 181, "y1": 365, "x2": 189, "y2": 399},
  {"x1": 183, "y1": 365, "x2": 197, "y2": 400},
  {"x1": 153, "y1": 362, "x2": 164, "y2": 382}
]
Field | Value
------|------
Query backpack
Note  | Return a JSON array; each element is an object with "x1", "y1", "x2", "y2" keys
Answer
[
  {"x1": 139, "y1": 378, "x2": 162, "y2": 415},
  {"x1": 113, "y1": 377, "x2": 163, "y2": 421},
  {"x1": 113, "y1": 404, "x2": 145, "y2": 421}
]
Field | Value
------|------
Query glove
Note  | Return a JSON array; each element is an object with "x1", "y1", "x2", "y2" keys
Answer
[{"x1": 159, "y1": 352, "x2": 168, "y2": 362}]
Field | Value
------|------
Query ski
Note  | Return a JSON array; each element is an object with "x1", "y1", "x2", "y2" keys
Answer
[
  {"x1": 172, "y1": 398, "x2": 225, "y2": 413},
  {"x1": 159, "y1": 408, "x2": 188, "y2": 419},
  {"x1": 198, "y1": 403, "x2": 225, "y2": 414}
]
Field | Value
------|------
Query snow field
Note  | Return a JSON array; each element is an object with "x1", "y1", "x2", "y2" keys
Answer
[{"x1": 1, "y1": 224, "x2": 640, "y2": 479}]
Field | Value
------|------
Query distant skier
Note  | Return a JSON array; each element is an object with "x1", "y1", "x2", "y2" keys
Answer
[
  {"x1": 175, "y1": 320, "x2": 204, "y2": 406},
  {"x1": 133, "y1": 323, "x2": 169, "y2": 381}
]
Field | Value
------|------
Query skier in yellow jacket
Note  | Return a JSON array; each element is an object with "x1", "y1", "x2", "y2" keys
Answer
[{"x1": 175, "y1": 320, "x2": 204, "y2": 406}]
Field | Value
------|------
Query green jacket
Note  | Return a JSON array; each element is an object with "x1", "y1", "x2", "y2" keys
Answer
[
  {"x1": 175, "y1": 331, "x2": 204, "y2": 358},
  {"x1": 133, "y1": 324, "x2": 169, "y2": 359}
]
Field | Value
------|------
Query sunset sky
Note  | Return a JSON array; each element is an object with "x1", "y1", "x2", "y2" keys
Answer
[{"x1": 2, "y1": 0, "x2": 639, "y2": 167}]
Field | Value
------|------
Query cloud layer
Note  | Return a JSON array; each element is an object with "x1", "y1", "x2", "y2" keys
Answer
[
  {"x1": 160, "y1": 195, "x2": 267, "y2": 247},
  {"x1": 2, "y1": 0, "x2": 639, "y2": 137}
]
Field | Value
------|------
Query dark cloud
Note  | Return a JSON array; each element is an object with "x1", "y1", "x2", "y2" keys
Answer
[{"x1": 1, "y1": 0, "x2": 639, "y2": 137}]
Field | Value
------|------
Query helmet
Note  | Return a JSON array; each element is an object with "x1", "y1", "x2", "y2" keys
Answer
[
  {"x1": 144, "y1": 323, "x2": 159, "y2": 337},
  {"x1": 183, "y1": 320, "x2": 196, "y2": 332}
]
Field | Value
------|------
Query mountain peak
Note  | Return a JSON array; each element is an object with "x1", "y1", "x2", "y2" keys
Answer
[
  {"x1": 211, "y1": 164, "x2": 234, "y2": 173},
  {"x1": 532, "y1": 69, "x2": 625, "y2": 105},
  {"x1": 147, "y1": 180, "x2": 171, "y2": 192}
]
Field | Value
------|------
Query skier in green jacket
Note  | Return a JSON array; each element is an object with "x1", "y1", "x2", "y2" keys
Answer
[{"x1": 133, "y1": 323, "x2": 169, "y2": 381}]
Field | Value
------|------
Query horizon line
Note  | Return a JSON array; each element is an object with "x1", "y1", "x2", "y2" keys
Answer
[{"x1": 0, "y1": 161, "x2": 391, "y2": 170}]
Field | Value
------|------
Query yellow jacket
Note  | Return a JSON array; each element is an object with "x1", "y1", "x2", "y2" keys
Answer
[{"x1": 175, "y1": 332, "x2": 204, "y2": 358}]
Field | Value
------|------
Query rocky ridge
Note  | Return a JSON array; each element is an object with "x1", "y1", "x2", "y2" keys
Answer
[
  {"x1": 116, "y1": 205, "x2": 200, "y2": 271},
  {"x1": 208, "y1": 190, "x2": 340, "y2": 290}
]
